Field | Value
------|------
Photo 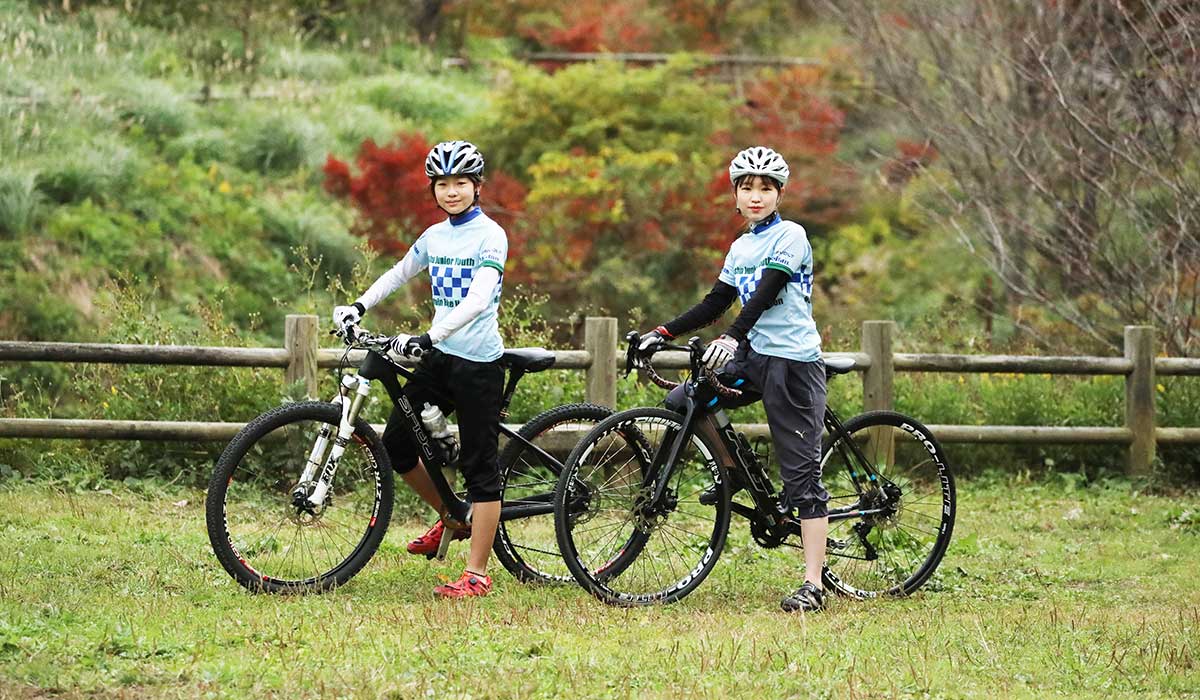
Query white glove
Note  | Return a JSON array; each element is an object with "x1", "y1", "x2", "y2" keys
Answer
[
  {"x1": 386, "y1": 334, "x2": 413, "y2": 358},
  {"x1": 702, "y1": 335, "x2": 738, "y2": 371},
  {"x1": 333, "y1": 303, "x2": 364, "y2": 328},
  {"x1": 638, "y1": 326, "x2": 672, "y2": 354}
]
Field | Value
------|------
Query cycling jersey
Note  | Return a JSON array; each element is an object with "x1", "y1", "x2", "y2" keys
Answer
[
  {"x1": 358, "y1": 206, "x2": 507, "y2": 362},
  {"x1": 717, "y1": 213, "x2": 821, "y2": 362}
]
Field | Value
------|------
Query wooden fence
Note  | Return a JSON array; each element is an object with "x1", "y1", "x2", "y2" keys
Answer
[{"x1": 2, "y1": 316, "x2": 1199, "y2": 475}]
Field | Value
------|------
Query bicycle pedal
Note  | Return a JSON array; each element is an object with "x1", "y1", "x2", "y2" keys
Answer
[{"x1": 435, "y1": 531, "x2": 455, "y2": 560}]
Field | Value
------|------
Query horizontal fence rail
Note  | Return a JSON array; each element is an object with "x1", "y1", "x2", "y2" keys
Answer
[{"x1": 2, "y1": 316, "x2": 1197, "y2": 474}]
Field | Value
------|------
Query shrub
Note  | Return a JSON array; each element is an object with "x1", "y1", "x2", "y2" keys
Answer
[
  {"x1": 323, "y1": 133, "x2": 446, "y2": 256},
  {"x1": 479, "y1": 58, "x2": 730, "y2": 176},
  {"x1": 163, "y1": 129, "x2": 231, "y2": 164},
  {"x1": 34, "y1": 137, "x2": 141, "y2": 205},
  {"x1": 259, "y1": 194, "x2": 360, "y2": 282},
  {"x1": 112, "y1": 79, "x2": 195, "y2": 142},
  {"x1": 236, "y1": 113, "x2": 327, "y2": 174},
  {"x1": 265, "y1": 47, "x2": 349, "y2": 81},
  {"x1": 0, "y1": 171, "x2": 42, "y2": 238},
  {"x1": 355, "y1": 73, "x2": 481, "y2": 126},
  {"x1": 0, "y1": 283, "x2": 280, "y2": 484},
  {"x1": 328, "y1": 104, "x2": 397, "y2": 153}
]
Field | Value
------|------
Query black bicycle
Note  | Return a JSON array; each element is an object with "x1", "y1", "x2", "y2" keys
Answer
[
  {"x1": 553, "y1": 333, "x2": 956, "y2": 606},
  {"x1": 205, "y1": 324, "x2": 611, "y2": 593}
]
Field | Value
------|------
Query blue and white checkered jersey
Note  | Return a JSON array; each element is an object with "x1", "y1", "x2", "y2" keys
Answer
[
  {"x1": 409, "y1": 208, "x2": 508, "y2": 362},
  {"x1": 717, "y1": 214, "x2": 821, "y2": 362}
]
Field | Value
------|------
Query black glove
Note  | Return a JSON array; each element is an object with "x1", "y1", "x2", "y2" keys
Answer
[{"x1": 638, "y1": 326, "x2": 673, "y2": 354}]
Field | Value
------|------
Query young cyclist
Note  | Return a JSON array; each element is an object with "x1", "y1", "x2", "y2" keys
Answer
[
  {"x1": 332, "y1": 140, "x2": 507, "y2": 599},
  {"x1": 639, "y1": 146, "x2": 830, "y2": 613}
]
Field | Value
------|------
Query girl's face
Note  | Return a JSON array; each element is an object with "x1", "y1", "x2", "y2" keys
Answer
[
  {"x1": 433, "y1": 177, "x2": 477, "y2": 215},
  {"x1": 735, "y1": 175, "x2": 782, "y2": 224}
]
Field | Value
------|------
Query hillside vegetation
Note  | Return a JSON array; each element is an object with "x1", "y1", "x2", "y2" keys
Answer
[{"x1": 1, "y1": 1, "x2": 1197, "y2": 482}]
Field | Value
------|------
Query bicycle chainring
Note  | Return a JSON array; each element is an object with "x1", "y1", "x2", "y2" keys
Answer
[{"x1": 749, "y1": 517, "x2": 786, "y2": 549}]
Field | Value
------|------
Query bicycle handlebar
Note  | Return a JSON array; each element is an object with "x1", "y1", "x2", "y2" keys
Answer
[
  {"x1": 330, "y1": 324, "x2": 425, "y2": 359},
  {"x1": 623, "y1": 331, "x2": 742, "y2": 399}
]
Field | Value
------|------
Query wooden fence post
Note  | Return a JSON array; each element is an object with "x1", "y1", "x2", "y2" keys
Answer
[
  {"x1": 862, "y1": 320, "x2": 896, "y2": 467},
  {"x1": 1124, "y1": 326, "x2": 1156, "y2": 476},
  {"x1": 862, "y1": 320, "x2": 895, "y2": 412},
  {"x1": 285, "y1": 314, "x2": 319, "y2": 399},
  {"x1": 585, "y1": 317, "x2": 618, "y2": 408}
]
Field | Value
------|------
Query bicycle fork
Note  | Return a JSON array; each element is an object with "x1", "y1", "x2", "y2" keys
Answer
[{"x1": 293, "y1": 374, "x2": 371, "y2": 512}]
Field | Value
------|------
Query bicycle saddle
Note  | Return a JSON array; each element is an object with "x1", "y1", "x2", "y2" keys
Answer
[
  {"x1": 500, "y1": 347, "x2": 556, "y2": 373},
  {"x1": 824, "y1": 356, "x2": 857, "y2": 377}
]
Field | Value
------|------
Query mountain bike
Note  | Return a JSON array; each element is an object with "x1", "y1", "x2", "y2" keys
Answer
[
  {"x1": 205, "y1": 324, "x2": 610, "y2": 593},
  {"x1": 553, "y1": 332, "x2": 956, "y2": 606}
]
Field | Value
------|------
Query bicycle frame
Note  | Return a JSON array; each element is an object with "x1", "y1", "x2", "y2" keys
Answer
[
  {"x1": 301, "y1": 347, "x2": 568, "y2": 532},
  {"x1": 637, "y1": 339, "x2": 901, "y2": 546}
]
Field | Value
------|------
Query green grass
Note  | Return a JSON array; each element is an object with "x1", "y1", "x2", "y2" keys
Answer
[{"x1": 0, "y1": 477, "x2": 1196, "y2": 698}]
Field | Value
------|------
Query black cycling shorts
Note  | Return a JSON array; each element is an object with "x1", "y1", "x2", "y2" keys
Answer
[{"x1": 381, "y1": 349, "x2": 504, "y2": 503}]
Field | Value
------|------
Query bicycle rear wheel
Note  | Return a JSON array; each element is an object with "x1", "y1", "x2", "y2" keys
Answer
[
  {"x1": 555, "y1": 408, "x2": 731, "y2": 606},
  {"x1": 493, "y1": 403, "x2": 612, "y2": 584},
  {"x1": 206, "y1": 401, "x2": 393, "y2": 593},
  {"x1": 820, "y1": 410, "x2": 955, "y2": 597}
]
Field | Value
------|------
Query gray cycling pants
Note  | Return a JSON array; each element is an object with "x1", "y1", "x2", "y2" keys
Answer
[{"x1": 666, "y1": 345, "x2": 829, "y2": 519}]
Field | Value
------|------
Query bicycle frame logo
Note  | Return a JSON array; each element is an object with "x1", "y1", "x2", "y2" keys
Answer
[{"x1": 396, "y1": 393, "x2": 441, "y2": 466}]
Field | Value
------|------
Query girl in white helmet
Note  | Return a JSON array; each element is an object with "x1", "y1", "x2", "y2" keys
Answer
[
  {"x1": 639, "y1": 146, "x2": 830, "y2": 612},
  {"x1": 332, "y1": 140, "x2": 507, "y2": 598}
]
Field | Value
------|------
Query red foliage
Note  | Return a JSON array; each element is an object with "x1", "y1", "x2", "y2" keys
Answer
[
  {"x1": 498, "y1": 0, "x2": 657, "y2": 54},
  {"x1": 323, "y1": 134, "x2": 444, "y2": 256},
  {"x1": 322, "y1": 156, "x2": 351, "y2": 197},
  {"x1": 741, "y1": 67, "x2": 844, "y2": 161},
  {"x1": 883, "y1": 139, "x2": 938, "y2": 185},
  {"x1": 547, "y1": 16, "x2": 603, "y2": 53},
  {"x1": 732, "y1": 67, "x2": 859, "y2": 230},
  {"x1": 324, "y1": 134, "x2": 530, "y2": 272},
  {"x1": 662, "y1": 0, "x2": 726, "y2": 50},
  {"x1": 480, "y1": 170, "x2": 530, "y2": 279}
]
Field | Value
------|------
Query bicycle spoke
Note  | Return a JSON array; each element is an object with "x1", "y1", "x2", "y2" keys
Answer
[{"x1": 211, "y1": 407, "x2": 388, "y2": 590}]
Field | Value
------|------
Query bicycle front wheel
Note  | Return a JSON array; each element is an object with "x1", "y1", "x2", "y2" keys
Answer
[
  {"x1": 493, "y1": 403, "x2": 613, "y2": 584},
  {"x1": 205, "y1": 401, "x2": 394, "y2": 593},
  {"x1": 821, "y1": 410, "x2": 955, "y2": 598},
  {"x1": 555, "y1": 408, "x2": 731, "y2": 606}
]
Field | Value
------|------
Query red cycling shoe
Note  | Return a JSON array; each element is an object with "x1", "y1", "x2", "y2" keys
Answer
[
  {"x1": 434, "y1": 570, "x2": 493, "y2": 599},
  {"x1": 406, "y1": 520, "x2": 470, "y2": 559}
]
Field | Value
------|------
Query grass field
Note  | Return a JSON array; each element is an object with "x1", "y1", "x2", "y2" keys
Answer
[{"x1": 0, "y1": 476, "x2": 1197, "y2": 699}]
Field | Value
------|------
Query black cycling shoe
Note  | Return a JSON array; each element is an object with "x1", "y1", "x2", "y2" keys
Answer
[{"x1": 781, "y1": 581, "x2": 825, "y2": 613}]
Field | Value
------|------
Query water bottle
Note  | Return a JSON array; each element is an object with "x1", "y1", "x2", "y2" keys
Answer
[{"x1": 420, "y1": 403, "x2": 460, "y2": 464}]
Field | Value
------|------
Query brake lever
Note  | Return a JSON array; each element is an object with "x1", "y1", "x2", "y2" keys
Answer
[{"x1": 623, "y1": 331, "x2": 640, "y2": 376}]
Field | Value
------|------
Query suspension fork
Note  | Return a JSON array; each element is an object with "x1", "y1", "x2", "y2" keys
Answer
[
  {"x1": 295, "y1": 374, "x2": 357, "y2": 488},
  {"x1": 306, "y1": 374, "x2": 371, "y2": 508}
]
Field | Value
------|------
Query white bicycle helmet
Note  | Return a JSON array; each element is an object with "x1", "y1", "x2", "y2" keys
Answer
[
  {"x1": 425, "y1": 140, "x2": 485, "y2": 179},
  {"x1": 728, "y1": 146, "x2": 789, "y2": 187}
]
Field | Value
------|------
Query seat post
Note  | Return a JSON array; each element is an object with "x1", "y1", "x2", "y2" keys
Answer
[{"x1": 498, "y1": 369, "x2": 524, "y2": 419}]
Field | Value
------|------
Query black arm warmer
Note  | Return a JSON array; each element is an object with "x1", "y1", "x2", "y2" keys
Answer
[
  {"x1": 723, "y1": 268, "x2": 791, "y2": 341},
  {"x1": 662, "y1": 281, "x2": 738, "y2": 338}
]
